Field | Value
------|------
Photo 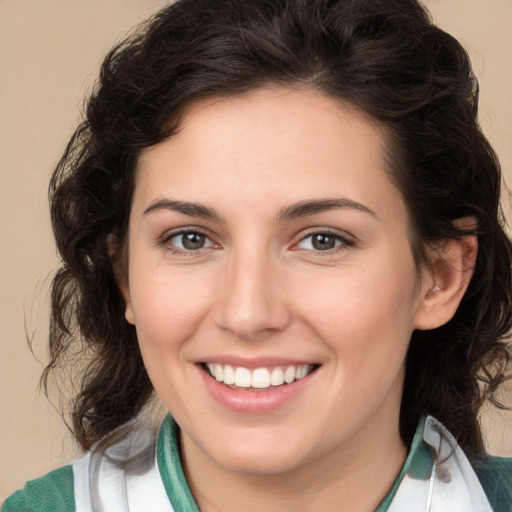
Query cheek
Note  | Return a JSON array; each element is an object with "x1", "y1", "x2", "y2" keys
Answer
[
  {"x1": 296, "y1": 263, "x2": 418, "y2": 370},
  {"x1": 128, "y1": 265, "x2": 214, "y2": 355}
]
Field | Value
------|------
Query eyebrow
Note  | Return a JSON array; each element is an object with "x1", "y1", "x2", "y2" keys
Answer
[
  {"x1": 143, "y1": 197, "x2": 376, "y2": 222},
  {"x1": 143, "y1": 199, "x2": 223, "y2": 221},
  {"x1": 277, "y1": 198, "x2": 376, "y2": 222}
]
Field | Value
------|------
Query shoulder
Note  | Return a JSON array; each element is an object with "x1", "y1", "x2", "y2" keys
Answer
[
  {"x1": 1, "y1": 464, "x2": 75, "y2": 512},
  {"x1": 471, "y1": 455, "x2": 512, "y2": 512}
]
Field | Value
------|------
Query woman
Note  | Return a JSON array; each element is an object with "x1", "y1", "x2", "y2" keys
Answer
[{"x1": 2, "y1": 0, "x2": 511, "y2": 510}]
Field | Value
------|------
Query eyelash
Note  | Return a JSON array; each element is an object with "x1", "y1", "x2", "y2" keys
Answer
[
  {"x1": 292, "y1": 229, "x2": 355, "y2": 254},
  {"x1": 160, "y1": 228, "x2": 217, "y2": 256},
  {"x1": 160, "y1": 228, "x2": 355, "y2": 255}
]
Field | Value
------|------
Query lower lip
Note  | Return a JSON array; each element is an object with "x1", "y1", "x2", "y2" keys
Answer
[{"x1": 198, "y1": 366, "x2": 317, "y2": 413}]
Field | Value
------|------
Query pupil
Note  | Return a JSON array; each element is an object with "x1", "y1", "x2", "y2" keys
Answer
[
  {"x1": 312, "y1": 234, "x2": 335, "y2": 250},
  {"x1": 182, "y1": 233, "x2": 205, "y2": 250}
]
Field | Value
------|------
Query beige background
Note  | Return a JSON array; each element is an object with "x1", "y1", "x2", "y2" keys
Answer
[{"x1": 1, "y1": 0, "x2": 511, "y2": 499}]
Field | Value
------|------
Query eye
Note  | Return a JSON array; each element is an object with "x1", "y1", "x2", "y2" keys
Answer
[
  {"x1": 165, "y1": 230, "x2": 216, "y2": 252},
  {"x1": 295, "y1": 231, "x2": 353, "y2": 252}
]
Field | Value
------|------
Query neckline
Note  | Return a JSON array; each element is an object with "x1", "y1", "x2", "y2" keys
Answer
[
  {"x1": 156, "y1": 414, "x2": 433, "y2": 511},
  {"x1": 375, "y1": 416, "x2": 433, "y2": 510}
]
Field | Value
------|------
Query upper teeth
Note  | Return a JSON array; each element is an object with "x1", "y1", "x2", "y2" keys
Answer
[{"x1": 205, "y1": 363, "x2": 314, "y2": 389}]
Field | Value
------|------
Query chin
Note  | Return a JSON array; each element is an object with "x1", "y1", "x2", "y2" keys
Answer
[
  {"x1": 218, "y1": 449, "x2": 308, "y2": 476},
  {"x1": 203, "y1": 430, "x2": 319, "y2": 476}
]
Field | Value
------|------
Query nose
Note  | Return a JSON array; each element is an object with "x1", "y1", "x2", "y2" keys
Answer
[{"x1": 214, "y1": 249, "x2": 291, "y2": 340}]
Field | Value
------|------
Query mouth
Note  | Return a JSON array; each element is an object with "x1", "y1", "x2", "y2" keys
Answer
[{"x1": 202, "y1": 362, "x2": 319, "y2": 391}]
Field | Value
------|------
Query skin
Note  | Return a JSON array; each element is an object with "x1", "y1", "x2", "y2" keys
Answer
[{"x1": 121, "y1": 88, "x2": 474, "y2": 511}]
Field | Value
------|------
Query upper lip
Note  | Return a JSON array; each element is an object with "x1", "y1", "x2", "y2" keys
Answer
[{"x1": 197, "y1": 356, "x2": 320, "y2": 369}]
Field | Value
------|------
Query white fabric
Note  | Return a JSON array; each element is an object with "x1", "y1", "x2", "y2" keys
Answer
[
  {"x1": 72, "y1": 425, "x2": 173, "y2": 512},
  {"x1": 388, "y1": 417, "x2": 493, "y2": 512},
  {"x1": 73, "y1": 452, "x2": 92, "y2": 511}
]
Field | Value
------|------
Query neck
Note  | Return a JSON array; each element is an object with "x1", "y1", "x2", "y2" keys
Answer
[{"x1": 181, "y1": 410, "x2": 408, "y2": 512}]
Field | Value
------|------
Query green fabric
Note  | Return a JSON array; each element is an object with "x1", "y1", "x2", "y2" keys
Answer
[
  {"x1": 157, "y1": 414, "x2": 200, "y2": 511},
  {"x1": 471, "y1": 455, "x2": 512, "y2": 512},
  {"x1": 1, "y1": 465, "x2": 74, "y2": 512}
]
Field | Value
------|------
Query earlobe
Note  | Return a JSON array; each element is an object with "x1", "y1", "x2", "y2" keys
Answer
[
  {"x1": 118, "y1": 277, "x2": 135, "y2": 325},
  {"x1": 108, "y1": 235, "x2": 136, "y2": 325},
  {"x1": 414, "y1": 217, "x2": 478, "y2": 331},
  {"x1": 125, "y1": 301, "x2": 135, "y2": 325}
]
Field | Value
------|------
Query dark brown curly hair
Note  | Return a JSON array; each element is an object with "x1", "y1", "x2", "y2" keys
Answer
[{"x1": 45, "y1": 0, "x2": 512, "y2": 455}]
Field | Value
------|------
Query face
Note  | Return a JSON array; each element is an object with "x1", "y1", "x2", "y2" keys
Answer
[{"x1": 123, "y1": 88, "x2": 431, "y2": 476}]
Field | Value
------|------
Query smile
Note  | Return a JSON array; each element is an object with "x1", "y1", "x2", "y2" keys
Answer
[{"x1": 204, "y1": 363, "x2": 316, "y2": 390}]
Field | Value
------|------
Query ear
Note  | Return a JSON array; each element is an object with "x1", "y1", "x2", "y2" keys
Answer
[
  {"x1": 413, "y1": 217, "x2": 478, "y2": 330},
  {"x1": 108, "y1": 234, "x2": 136, "y2": 325}
]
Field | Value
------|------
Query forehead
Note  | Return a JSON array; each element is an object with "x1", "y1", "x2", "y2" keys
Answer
[{"x1": 134, "y1": 87, "x2": 405, "y2": 222}]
